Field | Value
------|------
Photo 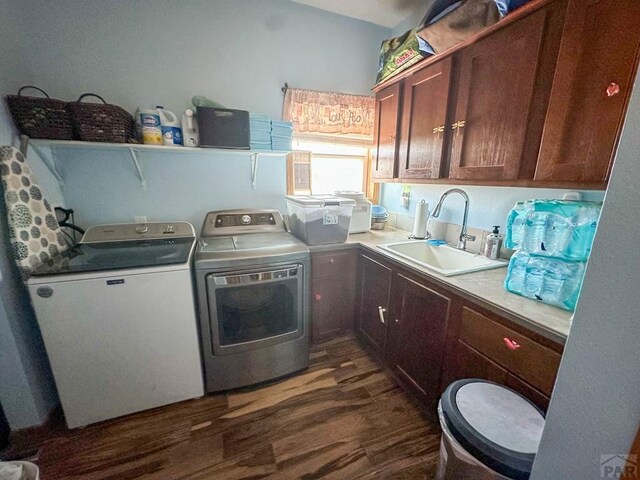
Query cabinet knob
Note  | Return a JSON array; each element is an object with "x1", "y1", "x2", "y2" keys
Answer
[
  {"x1": 329, "y1": 257, "x2": 335, "y2": 264},
  {"x1": 394, "y1": 318, "x2": 399, "y2": 324},
  {"x1": 378, "y1": 306, "x2": 386, "y2": 324},
  {"x1": 503, "y1": 337, "x2": 521, "y2": 351},
  {"x1": 389, "y1": 134, "x2": 396, "y2": 141},
  {"x1": 315, "y1": 293, "x2": 322, "y2": 301},
  {"x1": 432, "y1": 125, "x2": 445, "y2": 134},
  {"x1": 606, "y1": 82, "x2": 621, "y2": 97}
]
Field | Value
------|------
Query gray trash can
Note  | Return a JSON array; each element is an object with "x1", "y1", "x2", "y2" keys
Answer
[
  {"x1": 0, "y1": 461, "x2": 40, "y2": 480},
  {"x1": 436, "y1": 379, "x2": 545, "y2": 480}
]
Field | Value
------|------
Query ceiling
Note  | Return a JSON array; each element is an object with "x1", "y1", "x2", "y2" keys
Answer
[{"x1": 290, "y1": 0, "x2": 427, "y2": 28}]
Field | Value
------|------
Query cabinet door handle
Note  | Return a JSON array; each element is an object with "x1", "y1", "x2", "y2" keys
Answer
[
  {"x1": 606, "y1": 82, "x2": 621, "y2": 97},
  {"x1": 389, "y1": 134, "x2": 396, "y2": 141},
  {"x1": 503, "y1": 337, "x2": 521, "y2": 351},
  {"x1": 378, "y1": 306, "x2": 386, "y2": 324},
  {"x1": 394, "y1": 318, "x2": 400, "y2": 324},
  {"x1": 432, "y1": 125, "x2": 445, "y2": 134},
  {"x1": 314, "y1": 293, "x2": 322, "y2": 301},
  {"x1": 329, "y1": 257, "x2": 335, "y2": 264}
]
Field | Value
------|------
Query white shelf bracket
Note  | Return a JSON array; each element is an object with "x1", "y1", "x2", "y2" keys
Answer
[
  {"x1": 29, "y1": 141, "x2": 65, "y2": 191},
  {"x1": 128, "y1": 148, "x2": 147, "y2": 190},
  {"x1": 250, "y1": 153, "x2": 259, "y2": 190}
]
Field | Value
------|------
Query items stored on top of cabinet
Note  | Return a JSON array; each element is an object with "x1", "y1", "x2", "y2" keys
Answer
[
  {"x1": 375, "y1": 0, "x2": 528, "y2": 85},
  {"x1": 372, "y1": 0, "x2": 640, "y2": 189}
]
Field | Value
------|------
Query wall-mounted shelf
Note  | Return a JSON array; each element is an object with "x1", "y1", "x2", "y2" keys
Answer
[{"x1": 25, "y1": 138, "x2": 291, "y2": 191}]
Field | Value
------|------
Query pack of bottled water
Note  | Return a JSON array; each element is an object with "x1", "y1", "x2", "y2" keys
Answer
[
  {"x1": 504, "y1": 200, "x2": 602, "y2": 311},
  {"x1": 505, "y1": 200, "x2": 601, "y2": 259}
]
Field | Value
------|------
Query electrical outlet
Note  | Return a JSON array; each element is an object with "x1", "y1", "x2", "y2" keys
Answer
[{"x1": 134, "y1": 215, "x2": 147, "y2": 223}]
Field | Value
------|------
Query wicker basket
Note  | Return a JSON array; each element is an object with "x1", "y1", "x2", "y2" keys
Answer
[
  {"x1": 69, "y1": 93, "x2": 134, "y2": 143},
  {"x1": 5, "y1": 86, "x2": 74, "y2": 140}
]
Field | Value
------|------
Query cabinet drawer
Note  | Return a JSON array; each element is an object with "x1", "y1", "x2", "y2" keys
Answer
[
  {"x1": 312, "y1": 250, "x2": 357, "y2": 279},
  {"x1": 459, "y1": 307, "x2": 561, "y2": 395}
]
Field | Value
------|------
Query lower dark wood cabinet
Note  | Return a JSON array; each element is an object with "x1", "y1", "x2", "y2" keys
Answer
[
  {"x1": 349, "y1": 250, "x2": 563, "y2": 413},
  {"x1": 386, "y1": 273, "x2": 451, "y2": 410},
  {"x1": 356, "y1": 254, "x2": 392, "y2": 354},
  {"x1": 311, "y1": 274, "x2": 355, "y2": 343},
  {"x1": 310, "y1": 250, "x2": 357, "y2": 344}
]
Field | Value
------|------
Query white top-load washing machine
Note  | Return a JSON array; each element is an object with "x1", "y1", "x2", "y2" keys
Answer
[{"x1": 27, "y1": 222, "x2": 204, "y2": 428}]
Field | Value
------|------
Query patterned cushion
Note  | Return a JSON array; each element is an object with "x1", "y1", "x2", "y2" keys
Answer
[{"x1": 0, "y1": 146, "x2": 69, "y2": 279}]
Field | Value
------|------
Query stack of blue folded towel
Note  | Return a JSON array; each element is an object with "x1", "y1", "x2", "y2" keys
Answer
[
  {"x1": 271, "y1": 120, "x2": 293, "y2": 151},
  {"x1": 249, "y1": 114, "x2": 294, "y2": 151},
  {"x1": 249, "y1": 113, "x2": 272, "y2": 150}
]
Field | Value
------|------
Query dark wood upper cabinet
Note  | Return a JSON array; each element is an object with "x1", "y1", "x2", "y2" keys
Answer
[
  {"x1": 356, "y1": 255, "x2": 392, "y2": 353},
  {"x1": 372, "y1": 83, "x2": 401, "y2": 179},
  {"x1": 535, "y1": 0, "x2": 640, "y2": 183},
  {"x1": 386, "y1": 273, "x2": 451, "y2": 409},
  {"x1": 398, "y1": 58, "x2": 453, "y2": 180},
  {"x1": 449, "y1": 6, "x2": 562, "y2": 180},
  {"x1": 370, "y1": 0, "x2": 640, "y2": 188}
]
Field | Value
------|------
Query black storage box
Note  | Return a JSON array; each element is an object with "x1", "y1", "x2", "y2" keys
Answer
[{"x1": 196, "y1": 107, "x2": 250, "y2": 149}]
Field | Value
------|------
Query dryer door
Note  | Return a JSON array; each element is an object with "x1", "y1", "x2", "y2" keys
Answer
[{"x1": 206, "y1": 264, "x2": 305, "y2": 355}]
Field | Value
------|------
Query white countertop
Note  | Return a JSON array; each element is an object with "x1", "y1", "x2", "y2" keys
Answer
[{"x1": 309, "y1": 227, "x2": 572, "y2": 344}]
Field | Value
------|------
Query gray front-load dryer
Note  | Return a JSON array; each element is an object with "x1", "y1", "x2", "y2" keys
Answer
[{"x1": 194, "y1": 209, "x2": 310, "y2": 392}]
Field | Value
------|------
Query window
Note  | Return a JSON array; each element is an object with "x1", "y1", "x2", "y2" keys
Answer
[
  {"x1": 288, "y1": 136, "x2": 371, "y2": 194},
  {"x1": 283, "y1": 87, "x2": 378, "y2": 201}
]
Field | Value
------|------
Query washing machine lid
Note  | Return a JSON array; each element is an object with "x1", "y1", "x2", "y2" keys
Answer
[
  {"x1": 441, "y1": 379, "x2": 545, "y2": 480},
  {"x1": 30, "y1": 237, "x2": 195, "y2": 276},
  {"x1": 30, "y1": 221, "x2": 196, "y2": 276}
]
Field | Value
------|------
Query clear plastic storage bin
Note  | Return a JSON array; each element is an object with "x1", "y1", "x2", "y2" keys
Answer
[{"x1": 285, "y1": 195, "x2": 355, "y2": 245}]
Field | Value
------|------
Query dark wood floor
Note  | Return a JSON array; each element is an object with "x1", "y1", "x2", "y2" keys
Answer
[{"x1": 32, "y1": 336, "x2": 442, "y2": 479}]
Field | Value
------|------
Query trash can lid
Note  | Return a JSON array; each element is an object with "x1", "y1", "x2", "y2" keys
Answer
[{"x1": 441, "y1": 379, "x2": 545, "y2": 479}]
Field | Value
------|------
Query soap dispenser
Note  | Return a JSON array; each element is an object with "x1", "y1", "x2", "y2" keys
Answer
[{"x1": 483, "y1": 226, "x2": 503, "y2": 260}]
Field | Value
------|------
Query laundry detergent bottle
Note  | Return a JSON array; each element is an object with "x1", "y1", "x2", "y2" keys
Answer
[
  {"x1": 182, "y1": 109, "x2": 199, "y2": 147},
  {"x1": 157, "y1": 107, "x2": 183, "y2": 146},
  {"x1": 138, "y1": 108, "x2": 163, "y2": 145}
]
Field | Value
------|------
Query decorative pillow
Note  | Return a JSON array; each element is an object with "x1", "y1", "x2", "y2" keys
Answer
[{"x1": 0, "y1": 146, "x2": 69, "y2": 280}]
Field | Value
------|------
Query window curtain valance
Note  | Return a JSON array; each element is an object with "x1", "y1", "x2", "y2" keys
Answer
[{"x1": 283, "y1": 88, "x2": 375, "y2": 136}]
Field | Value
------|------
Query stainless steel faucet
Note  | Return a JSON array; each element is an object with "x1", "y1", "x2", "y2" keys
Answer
[{"x1": 431, "y1": 188, "x2": 476, "y2": 250}]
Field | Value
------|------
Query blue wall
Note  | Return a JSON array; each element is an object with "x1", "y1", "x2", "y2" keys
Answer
[
  {"x1": 11, "y1": 0, "x2": 390, "y2": 228},
  {"x1": 0, "y1": 2, "x2": 59, "y2": 429},
  {"x1": 381, "y1": 183, "x2": 605, "y2": 232},
  {"x1": 1, "y1": 0, "x2": 390, "y2": 428},
  {"x1": 54, "y1": 148, "x2": 289, "y2": 229}
]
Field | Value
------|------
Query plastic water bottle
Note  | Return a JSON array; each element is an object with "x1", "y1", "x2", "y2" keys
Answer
[
  {"x1": 544, "y1": 213, "x2": 572, "y2": 256},
  {"x1": 505, "y1": 253, "x2": 526, "y2": 294},
  {"x1": 567, "y1": 205, "x2": 600, "y2": 260},
  {"x1": 523, "y1": 212, "x2": 546, "y2": 254},
  {"x1": 505, "y1": 202, "x2": 527, "y2": 249},
  {"x1": 524, "y1": 256, "x2": 545, "y2": 299},
  {"x1": 540, "y1": 260, "x2": 567, "y2": 304}
]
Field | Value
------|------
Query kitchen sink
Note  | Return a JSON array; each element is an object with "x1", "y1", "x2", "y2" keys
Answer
[{"x1": 378, "y1": 241, "x2": 508, "y2": 277}]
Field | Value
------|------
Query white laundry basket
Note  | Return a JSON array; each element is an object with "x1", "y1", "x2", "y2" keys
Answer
[{"x1": 436, "y1": 379, "x2": 546, "y2": 480}]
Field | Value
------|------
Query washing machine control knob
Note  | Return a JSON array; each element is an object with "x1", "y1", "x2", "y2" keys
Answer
[{"x1": 241, "y1": 215, "x2": 252, "y2": 225}]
